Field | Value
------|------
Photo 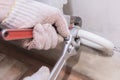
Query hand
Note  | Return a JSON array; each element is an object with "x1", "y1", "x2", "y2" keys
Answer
[
  {"x1": 0, "y1": 0, "x2": 70, "y2": 50},
  {"x1": 23, "y1": 66, "x2": 50, "y2": 80},
  {"x1": 23, "y1": 24, "x2": 64, "y2": 50}
]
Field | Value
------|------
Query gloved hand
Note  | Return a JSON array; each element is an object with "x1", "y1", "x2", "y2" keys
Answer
[
  {"x1": 0, "y1": 0, "x2": 70, "y2": 50},
  {"x1": 23, "y1": 23, "x2": 64, "y2": 50},
  {"x1": 23, "y1": 66, "x2": 50, "y2": 80}
]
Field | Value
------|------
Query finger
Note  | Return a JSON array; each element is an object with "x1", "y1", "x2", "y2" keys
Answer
[
  {"x1": 39, "y1": 8, "x2": 70, "y2": 38},
  {"x1": 50, "y1": 25, "x2": 58, "y2": 49},
  {"x1": 28, "y1": 24, "x2": 45, "y2": 50},
  {"x1": 43, "y1": 24, "x2": 52, "y2": 50},
  {"x1": 54, "y1": 10, "x2": 70, "y2": 38},
  {"x1": 21, "y1": 39, "x2": 32, "y2": 49}
]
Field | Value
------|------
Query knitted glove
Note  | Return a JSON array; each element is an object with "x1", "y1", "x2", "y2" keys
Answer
[
  {"x1": 1, "y1": 0, "x2": 70, "y2": 50},
  {"x1": 23, "y1": 66, "x2": 50, "y2": 80},
  {"x1": 23, "y1": 23, "x2": 64, "y2": 50}
]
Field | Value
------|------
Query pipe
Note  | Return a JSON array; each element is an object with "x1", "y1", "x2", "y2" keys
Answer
[{"x1": 78, "y1": 29, "x2": 114, "y2": 56}]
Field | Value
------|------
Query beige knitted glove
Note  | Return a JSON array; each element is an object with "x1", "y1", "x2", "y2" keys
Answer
[
  {"x1": 0, "y1": 0, "x2": 70, "y2": 50},
  {"x1": 24, "y1": 23, "x2": 62, "y2": 50},
  {"x1": 23, "y1": 66, "x2": 50, "y2": 80}
]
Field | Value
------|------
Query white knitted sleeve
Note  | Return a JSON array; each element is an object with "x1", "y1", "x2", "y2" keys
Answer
[
  {"x1": 2, "y1": 0, "x2": 45, "y2": 29},
  {"x1": 0, "y1": 0, "x2": 15, "y2": 22}
]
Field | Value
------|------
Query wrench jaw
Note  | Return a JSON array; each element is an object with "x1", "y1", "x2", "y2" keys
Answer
[
  {"x1": 64, "y1": 37, "x2": 77, "y2": 60},
  {"x1": 64, "y1": 26, "x2": 81, "y2": 59},
  {"x1": 70, "y1": 26, "x2": 81, "y2": 51}
]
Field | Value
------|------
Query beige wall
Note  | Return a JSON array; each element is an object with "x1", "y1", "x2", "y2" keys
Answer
[{"x1": 64, "y1": 0, "x2": 120, "y2": 47}]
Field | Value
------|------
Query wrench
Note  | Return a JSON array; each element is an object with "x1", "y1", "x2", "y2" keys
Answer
[{"x1": 48, "y1": 27, "x2": 81, "y2": 80}]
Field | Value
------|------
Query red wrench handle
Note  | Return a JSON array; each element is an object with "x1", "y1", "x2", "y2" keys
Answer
[{"x1": 0, "y1": 29, "x2": 33, "y2": 41}]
